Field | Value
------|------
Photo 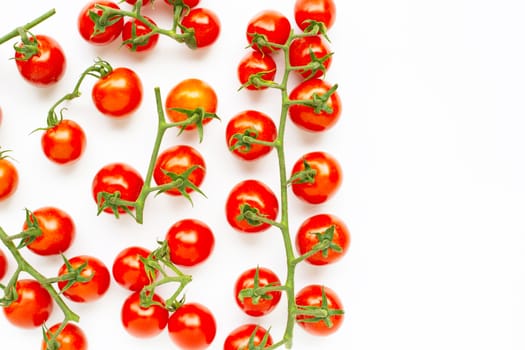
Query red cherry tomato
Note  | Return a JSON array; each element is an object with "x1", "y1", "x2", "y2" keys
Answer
[
  {"x1": 181, "y1": 8, "x2": 221, "y2": 48},
  {"x1": 289, "y1": 35, "x2": 332, "y2": 79},
  {"x1": 246, "y1": 10, "x2": 291, "y2": 54},
  {"x1": 234, "y1": 267, "x2": 282, "y2": 317},
  {"x1": 41, "y1": 323, "x2": 88, "y2": 350},
  {"x1": 112, "y1": 246, "x2": 156, "y2": 291},
  {"x1": 41, "y1": 119, "x2": 86, "y2": 165},
  {"x1": 225, "y1": 179, "x2": 279, "y2": 233},
  {"x1": 121, "y1": 291, "x2": 169, "y2": 338},
  {"x1": 288, "y1": 78, "x2": 341, "y2": 132},
  {"x1": 92, "y1": 67, "x2": 143, "y2": 117},
  {"x1": 78, "y1": 1, "x2": 124, "y2": 45},
  {"x1": 294, "y1": 0, "x2": 336, "y2": 31},
  {"x1": 125, "y1": 0, "x2": 150, "y2": 5},
  {"x1": 237, "y1": 51, "x2": 277, "y2": 90},
  {"x1": 153, "y1": 145, "x2": 206, "y2": 196},
  {"x1": 122, "y1": 16, "x2": 159, "y2": 52},
  {"x1": 164, "y1": 0, "x2": 200, "y2": 7},
  {"x1": 23, "y1": 207, "x2": 75, "y2": 256},
  {"x1": 92, "y1": 163, "x2": 144, "y2": 214},
  {"x1": 291, "y1": 151, "x2": 342, "y2": 204},
  {"x1": 166, "y1": 218, "x2": 214, "y2": 266},
  {"x1": 0, "y1": 157, "x2": 18, "y2": 201},
  {"x1": 57, "y1": 255, "x2": 111, "y2": 303},
  {"x1": 0, "y1": 249, "x2": 7, "y2": 280},
  {"x1": 167, "y1": 302, "x2": 216, "y2": 350},
  {"x1": 14, "y1": 34, "x2": 66, "y2": 87},
  {"x1": 295, "y1": 284, "x2": 344, "y2": 335},
  {"x1": 223, "y1": 324, "x2": 273, "y2": 350},
  {"x1": 3, "y1": 279, "x2": 53, "y2": 328},
  {"x1": 226, "y1": 110, "x2": 277, "y2": 161},
  {"x1": 165, "y1": 78, "x2": 217, "y2": 131},
  {"x1": 296, "y1": 214, "x2": 350, "y2": 265}
]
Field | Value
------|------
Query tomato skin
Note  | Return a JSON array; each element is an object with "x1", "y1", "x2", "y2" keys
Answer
[
  {"x1": 153, "y1": 145, "x2": 206, "y2": 196},
  {"x1": 122, "y1": 16, "x2": 159, "y2": 52},
  {"x1": 121, "y1": 292, "x2": 169, "y2": 338},
  {"x1": 165, "y1": 78, "x2": 217, "y2": 130},
  {"x1": 225, "y1": 179, "x2": 279, "y2": 233},
  {"x1": 168, "y1": 302, "x2": 216, "y2": 350},
  {"x1": 181, "y1": 8, "x2": 221, "y2": 48},
  {"x1": 41, "y1": 119, "x2": 86, "y2": 165},
  {"x1": 42, "y1": 323, "x2": 88, "y2": 350},
  {"x1": 234, "y1": 267, "x2": 282, "y2": 317},
  {"x1": 294, "y1": 0, "x2": 337, "y2": 31},
  {"x1": 166, "y1": 218, "x2": 214, "y2": 266},
  {"x1": 288, "y1": 78, "x2": 341, "y2": 132},
  {"x1": 295, "y1": 284, "x2": 344, "y2": 335},
  {"x1": 15, "y1": 35, "x2": 66, "y2": 87},
  {"x1": 112, "y1": 246, "x2": 155, "y2": 291},
  {"x1": 0, "y1": 249, "x2": 7, "y2": 280},
  {"x1": 289, "y1": 36, "x2": 332, "y2": 79},
  {"x1": 57, "y1": 255, "x2": 111, "y2": 303},
  {"x1": 291, "y1": 151, "x2": 342, "y2": 204},
  {"x1": 78, "y1": 1, "x2": 124, "y2": 45},
  {"x1": 296, "y1": 214, "x2": 350, "y2": 265},
  {"x1": 246, "y1": 10, "x2": 291, "y2": 54},
  {"x1": 125, "y1": 0, "x2": 150, "y2": 5},
  {"x1": 226, "y1": 110, "x2": 277, "y2": 161},
  {"x1": 23, "y1": 207, "x2": 76, "y2": 256},
  {"x1": 92, "y1": 163, "x2": 144, "y2": 214},
  {"x1": 223, "y1": 324, "x2": 273, "y2": 350},
  {"x1": 164, "y1": 0, "x2": 200, "y2": 7},
  {"x1": 237, "y1": 51, "x2": 277, "y2": 90},
  {"x1": 3, "y1": 279, "x2": 53, "y2": 328},
  {"x1": 0, "y1": 158, "x2": 18, "y2": 201},
  {"x1": 92, "y1": 67, "x2": 143, "y2": 118}
]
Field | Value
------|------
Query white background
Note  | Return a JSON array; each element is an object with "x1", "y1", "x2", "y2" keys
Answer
[{"x1": 1, "y1": 0, "x2": 525, "y2": 349}]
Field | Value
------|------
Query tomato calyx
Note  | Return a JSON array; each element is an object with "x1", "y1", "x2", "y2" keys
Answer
[
  {"x1": 168, "y1": 106, "x2": 220, "y2": 142},
  {"x1": 293, "y1": 225, "x2": 343, "y2": 265},
  {"x1": 291, "y1": 48, "x2": 333, "y2": 81},
  {"x1": 237, "y1": 267, "x2": 282, "y2": 307},
  {"x1": 288, "y1": 159, "x2": 317, "y2": 185},
  {"x1": 12, "y1": 30, "x2": 40, "y2": 61},
  {"x1": 239, "y1": 69, "x2": 278, "y2": 91},
  {"x1": 247, "y1": 32, "x2": 283, "y2": 54},
  {"x1": 96, "y1": 190, "x2": 138, "y2": 218},
  {"x1": 299, "y1": 20, "x2": 331, "y2": 38},
  {"x1": 295, "y1": 287, "x2": 344, "y2": 329},
  {"x1": 53, "y1": 257, "x2": 94, "y2": 294},
  {"x1": 157, "y1": 165, "x2": 207, "y2": 204},
  {"x1": 289, "y1": 82, "x2": 339, "y2": 114},
  {"x1": 229, "y1": 129, "x2": 277, "y2": 154},
  {"x1": 237, "y1": 204, "x2": 278, "y2": 229}
]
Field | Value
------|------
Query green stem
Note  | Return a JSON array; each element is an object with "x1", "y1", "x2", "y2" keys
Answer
[{"x1": 0, "y1": 9, "x2": 55, "y2": 45}]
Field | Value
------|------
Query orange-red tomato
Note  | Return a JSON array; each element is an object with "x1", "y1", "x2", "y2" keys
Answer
[
  {"x1": 41, "y1": 119, "x2": 86, "y2": 164},
  {"x1": 41, "y1": 323, "x2": 88, "y2": 350},
  {"x1": 3, "y1": 279, "x2": 53, "y2": 328},
  {"x1": 0, "y1": 157, "x2": 18, "y2": 201}
]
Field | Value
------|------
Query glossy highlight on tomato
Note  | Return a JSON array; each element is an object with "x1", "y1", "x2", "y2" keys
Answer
[
  {"x1": 41, "y1": 119, "x2": 86, "y2": 164},
  {"x1": 223, "y1": 324, "x2": 273, "y2": 350},
  {"x1": 23, "y1": 206, "x2": 76, "y2": 256},
  {"x1": 181, "y1": 8, "x2": 221, "y2": 48},
  {"x1": 234, "y1": 267, "x2": 282, "y2": 317},
  {"x1": 3, "y1": 279, "x2": 53, "y2": 328},
  {"x1": 289, "y1": 35, "x2": 332, "y2": 79},
  {"x1": 42, "y1": 323, "x2": 88, "y2": 350},
  {"x1": 15, "y1": 34, "x2": 66, "y2": 87},
  {"x1": 112, "y1": 246, "x2": 155, "y2": 291},
  {"x1": 122, "y1": 16, "x2": 159, "y2": 52},
  {"x1": 166, "y1": 218, "x2": 215, "y2": 266},
  {"x1": 57, "y1": 255, "x2": 111, "y2": 303},
  {"x1": 121, "y1": 291, "x2": 168, "y2": 338},
  {"x1": 237, "y1": 51, "x2": 277, "y2": 90},
  {"x1": 0, "y1": 156, "x2": 18, "y2": 201},
  {"x1": 78, "y1": 1, "x2": 124, "y2": 45},
  {"x1": 246, "y1": 10, "x2": 291, "y2": 54},
  {"x1": 168, "y1": 302, "x2": 217, "y2": 349},
  {"x1": 92, "y1": 67, "x2": 143, "y2": 117},
  {"x1": 294, "y1": 0, "x2": 337, "y2": 32}
]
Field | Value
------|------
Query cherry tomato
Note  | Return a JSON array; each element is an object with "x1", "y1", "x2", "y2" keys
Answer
[
  {"x1": 234, "y1": 267, "x2": 282, "y2": 317},
  {"x1": 295, "y1": 284, "x2": 344, "y2": 335},
  {"x1": 122, "y1": 16, "x2": 159, "y2": 52},
  {"x1": 92, "y1": 163, "x2": 144, "y2": 214},
  {"x1": 41, "y1": 119, "x2": 86, "y2": 165},
  {"x1": 3, "y1": 279, "x2": 53, "y2": 328},
  {"x1": 112, "y1": 246, "x2": 156, "y2": 291},
  {"x1": 288, "y1": 78, "x2": 341, "y2": 132},
  {"x1": 168, "y1": 302, "x2": 216, "y2": 350},
  {"x1": 92, "y1": 67, "x2": 143, "y2": 118},
  {"x1": 223, "y1": 324, "x2": 273, "y2": 350},
  {"x1": 165, "y1": 78, "x2": 217, "y2": 131},
  {"x1": 181, "y1": 8, "x2": 221, "y2": 48},
  {"x1": 225, "y1": 179, "x2": 279, "y2": 233},
  {"x1": 163, "y1": 0, "x2": 200, "y2": 7},
  {"x1": 294, "y1": 0, "x2": 336, "y2": 32},
  {"x1": 296, "y1": 214, "x2": 350, "y2": 265},
  {"x1": 78, "y1": 1, "x2": 124, "y2": 45},
  {"x1": 0, "y1": 156, "x2": 18, "y2": 201},
  {"x1": 121, "y1": 291, "x2": 169, "y2": 338},
  {"x1": 166, "y1": 218, "x2": 214, "y2": 266},
  {"x1": 153, "y1": 145, "x2": 206, "y2": 196},
  {"x1": 237, "y1": 51, "x2": 277, "y2": 90},
  {"x1": 0, "y1": 249, "x2": 7, "y2": 280},
  {"x1": 226, "y1": 110, "x2": 277, "y2": 161},
  {"x1": 125, "y1": 0, "x2": 150, "y2": 5},
  {"x1": 42, "y1": 323, "x2": 88, "y2": 350},
  {"x1": 14, "y1": 34, "x2": 66, "y2": 87},
  {"x1": 23, "y1": 207, "x2": 75, "y2": 256},
  {"x1": 246, "y1": 10, "x2": 291, "y2": 54},
  {"x1": 289, "y1": 35, "x2": 332, "y2": 79},
  {"x1": 57, "y1": 255, "x2": 111, "y2": 303},
  {"x1": 291, "y1": 151, "x2": 342, "y2": 204}
]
